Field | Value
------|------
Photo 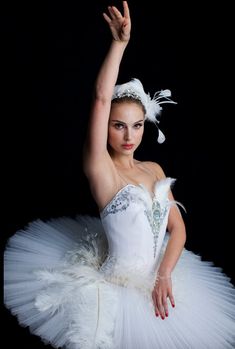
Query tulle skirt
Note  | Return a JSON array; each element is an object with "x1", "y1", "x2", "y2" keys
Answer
[{"x1": 4, "y1": 215, "x2": 235, "y2": 349}]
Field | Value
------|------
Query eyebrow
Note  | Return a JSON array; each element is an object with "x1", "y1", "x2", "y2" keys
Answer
[{"x1": 111, "y1": 119, "x2": 144, "y2": 124}]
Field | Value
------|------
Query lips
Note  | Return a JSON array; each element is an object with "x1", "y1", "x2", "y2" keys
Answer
[{"x1": 122, "y1": 144, "x2": 134, "y2": 149}]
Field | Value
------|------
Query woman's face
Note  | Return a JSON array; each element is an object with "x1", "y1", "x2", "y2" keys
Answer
[{"x1": 108, "y1": 101, "x2": 145, "y2": 155}]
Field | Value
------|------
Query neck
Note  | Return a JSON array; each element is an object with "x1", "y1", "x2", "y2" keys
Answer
[{"x1": 110, "y1": 152, "x2": 137, "y2": 170}]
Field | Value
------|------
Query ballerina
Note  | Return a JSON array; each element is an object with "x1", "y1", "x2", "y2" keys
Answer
[{"x1": 4, "y1": 2, "x2": 235, "y2": 348}]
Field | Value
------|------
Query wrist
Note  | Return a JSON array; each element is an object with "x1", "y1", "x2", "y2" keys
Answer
[
  {"x1": 155, "y1": 272, "x2": 171, "y2": 285},
  {"x1": 157, "y1": 267, "x2": 172, "y2": 278},
  {"x1": 112, "y1": 38, "x2": 129, "y2": 46},
  {"x1": 157, "y1": 274, "x2": 171, "y2": 280},
  {"x1": 154, "y1": 272, "x2": 171, "y2": 286}
]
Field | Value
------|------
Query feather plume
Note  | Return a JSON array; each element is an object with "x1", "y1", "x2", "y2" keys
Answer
[{"x1": 112, "y1": 78, "x2": 177, "y2": 143}]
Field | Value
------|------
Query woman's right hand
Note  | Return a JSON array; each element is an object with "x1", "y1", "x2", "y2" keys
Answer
[
  {"x1": 152, "y1": 275, "x2": 175, "y2": 319},
  {"x1": 103, "y1": 1, "x2": 131, "y2": 42}
]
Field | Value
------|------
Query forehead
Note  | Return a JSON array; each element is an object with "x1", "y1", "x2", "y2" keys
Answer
[{"x1": 110, "y1": 101, "x2": 144, "y2": 122}]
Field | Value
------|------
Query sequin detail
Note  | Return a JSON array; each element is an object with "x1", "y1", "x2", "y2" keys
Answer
[
  {"x1": 144, "y1": 199, "x2": 168, "y2": 258},
  {"x1": 101, "y1": 185, "x2": 137, "y2": 218},
  {"x1": 101, "y1": 183, "x2": 170, "y2": 258}
]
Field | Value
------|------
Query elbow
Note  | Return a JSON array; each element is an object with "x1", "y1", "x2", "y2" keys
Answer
[{"x1": 93, "y1": 85, "x2": 111, "y2": 105}]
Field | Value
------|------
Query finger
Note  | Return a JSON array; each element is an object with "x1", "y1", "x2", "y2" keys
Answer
[
  {"x1": 156, "y1": 293, "x2": 165, "y2": 319},
  {"x1": 152, "y1": 291, "x2": 159, "y2": 317},
  {"x1": 162, "y1": 296, "x2": 169, "y2": 317},
  {"x1": 123, "y1": 1, "x2": 130, "y2": 19},
  {"x1": 107, "y1": 6, "x2": 116, "y2": 20},
  {"x1": 102, "y1": 13, "x2": 112, "y2": 24},
  {"x1": 158, "y1": 292, "x2": 169, "y2": 319},
  {"x1": 155, "y1": 305, "x2": 160, "y2": 317},
  {"x1": 169, "y1": 291, "x2": 175, "y2": 308},
  {"x1": 111, "y1": 6, "x2": 123, "y2": 19}
]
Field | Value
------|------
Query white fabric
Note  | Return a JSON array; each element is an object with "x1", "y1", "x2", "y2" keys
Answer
[{"x1": 4, "y1": 178, "x2": 235, "y2": 348}]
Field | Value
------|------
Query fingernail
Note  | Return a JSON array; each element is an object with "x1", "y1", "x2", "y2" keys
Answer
[{"x1": 166, "y1": 313, "x2": 168, "y2": 317}]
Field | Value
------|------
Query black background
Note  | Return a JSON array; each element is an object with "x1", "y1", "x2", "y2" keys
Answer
[{"x1": 1, "y1": 0, "x2": 233, "y2": 347}]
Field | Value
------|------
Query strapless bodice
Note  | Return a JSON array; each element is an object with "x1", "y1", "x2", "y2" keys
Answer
[{"x1": 100, "y1": 178, "x2": 176, "y2": 275}]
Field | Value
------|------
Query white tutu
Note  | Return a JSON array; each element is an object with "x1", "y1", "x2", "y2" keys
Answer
[
  {"x1": 4, "y1": 215, "x2": 235, "y2": 349},
  {"x1": 4, "y1": 179, "x2": 235, "y2": 348}
]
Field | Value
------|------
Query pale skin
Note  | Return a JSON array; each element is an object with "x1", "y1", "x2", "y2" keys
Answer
[{"x1": 83, "y1": 1, "x2": 186, "y2": 320}]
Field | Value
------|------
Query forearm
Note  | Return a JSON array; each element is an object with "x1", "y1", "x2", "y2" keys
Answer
[
  {"x1": 158, "y1": 227, "x2": 186, "y2": 276},
  {"x1": 94, "y1": 39, "x2": 128, "y2": 103}
]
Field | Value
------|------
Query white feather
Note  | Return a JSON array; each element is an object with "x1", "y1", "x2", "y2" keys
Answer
[
  {"x1": 157, "y1": 129, "x2": 166, "y2": 143},
  {"x1": 112, "y1": 78, "x2": 177, "y2": 143},
  {"x1": 154, "y1": 177, "x2": 176, "y2": 203}
]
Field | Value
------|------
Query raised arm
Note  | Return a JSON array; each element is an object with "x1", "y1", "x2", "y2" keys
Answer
[{"x1": 83, "y1": 1, "x2": 131, "y2": 174}]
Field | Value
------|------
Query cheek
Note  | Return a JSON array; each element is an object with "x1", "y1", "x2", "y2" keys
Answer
[
  {"x1": 108, "y1": 128, "x2": 122, "y2": 144},
  {"x1": 135, "y1": 128, "x2": 144, "y2": 141}
]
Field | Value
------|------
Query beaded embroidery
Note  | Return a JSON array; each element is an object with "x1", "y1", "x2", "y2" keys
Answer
[
  {"x1": 101, "y1": 185, "x2": 137, "y2": 218},
  {"x1": 144, "y1": 199, "x2": 168, "y2": 258},
  {"x1": 101, "y1": 184, "x2": 169, "y2": 258}
]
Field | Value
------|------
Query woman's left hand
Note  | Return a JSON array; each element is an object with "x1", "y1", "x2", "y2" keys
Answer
[
  {"x1": 103, "y1": 1, "x2": 131, "y2": 42},
  {"x1": 152, "y1": 275, "x2": 175, "y2": 319}
]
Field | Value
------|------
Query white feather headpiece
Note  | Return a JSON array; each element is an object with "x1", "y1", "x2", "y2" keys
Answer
[{"x1": 112, "y1": 78, "x2": 177, "y2": 143}]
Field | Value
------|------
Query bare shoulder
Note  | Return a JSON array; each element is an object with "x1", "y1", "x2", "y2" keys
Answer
[{"x1": 140, "y1": 161, "x2": 166, "y2": 180}]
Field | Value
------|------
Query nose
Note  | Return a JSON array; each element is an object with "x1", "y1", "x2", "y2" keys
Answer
[{"x1": 124, "y1": 126, "x2": 132, "y2": 141}]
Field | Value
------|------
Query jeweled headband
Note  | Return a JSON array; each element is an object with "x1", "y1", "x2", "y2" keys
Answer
[{"x1": 112, "y1": 78, "x2": 177, "y2": 143}]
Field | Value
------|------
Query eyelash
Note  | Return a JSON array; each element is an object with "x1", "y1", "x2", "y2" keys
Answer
[
  {"x1": 114, "y1": 123, "x2": 143, "y2": 130},
  {"x1": 134, "y1": 123, "x2": 143, "y2": 129}
]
